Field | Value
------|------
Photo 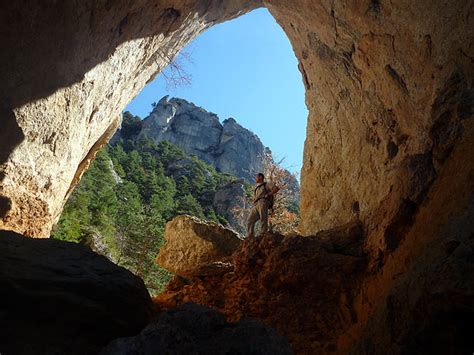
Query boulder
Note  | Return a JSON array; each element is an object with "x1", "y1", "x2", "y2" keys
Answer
[
  {"x1": 156, "y1": 215, "x2": 243, "y2": 277},
  {"x1": 101, "y1": 303, "x2": 292, "y2": 355},
  {"x1": 0, "y1": 230, "x2": 153, "y2": 355}
]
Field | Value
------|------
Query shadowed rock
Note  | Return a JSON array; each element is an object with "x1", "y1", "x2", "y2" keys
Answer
[
  {"x1": 0, "y1": 230, "x2": 153, "y2": 355},
  {"x1": 101, "y1": 303, "x2": 292, "y2": 355}
]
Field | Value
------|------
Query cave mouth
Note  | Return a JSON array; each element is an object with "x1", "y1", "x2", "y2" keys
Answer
[
  {"x1": 126, "y1": 7, "x2": 308, "y2": 177},
  {"x1": 1, "y1": 1, "x2": 473, "y2": 354},
  {"x1": 51, "y1": 7, "x2": 307, "y2": 296}
]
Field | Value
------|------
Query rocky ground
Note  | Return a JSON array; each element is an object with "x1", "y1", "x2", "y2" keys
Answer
[
  {"x1": 0, "y1": 228, "x2": 294, "y2": 354},
  {"x1": 154, "y1": 214, "x2": 474, "y2": 354},
  {"x1": 101, "y1": 303, "x2": 291, "y2": 355},
  {"x1": 155, "y1": 221, "x2": 368, "y2": 354}
]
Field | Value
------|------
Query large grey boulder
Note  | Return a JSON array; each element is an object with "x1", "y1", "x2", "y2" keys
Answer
[
  {"x1": 0, "y1": 230, "x2": 153, "y2": 355},
  {"x1": 156, "y1": 215, "x2": 243, "y2": 277},
  {"x1": 101, "y1": 303, "x2": 292, "y2": 355}
]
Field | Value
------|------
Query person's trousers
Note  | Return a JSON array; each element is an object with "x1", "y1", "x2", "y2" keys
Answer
[{"x1": 246, "y1": 199, "x2": 270, "y2": 238}]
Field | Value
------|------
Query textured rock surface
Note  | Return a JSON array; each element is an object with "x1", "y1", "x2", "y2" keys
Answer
[
  {"x1": 154, "y1": 226, "x2": 368, "y2": 354},
  {"x1": 156, "y1": 215, "x2": 243, "y2": 277},
  {"x1": 344, "y1": 123, "x2": 474, "y2": 354},
  {"x1": 273, "y1": 0, "x2": 474, "y2": 248},
  {"x1": 0, "y1": 1, "x2": 473, "y2": 354},
  {"x1": 154, "y1": 118, "x2": 474, "y2": 354},
  {"x1": 133, "y1": 96, "x2": 269, "y2": 182},
  {"x1": 0, "y1": 0, "x2": 261, "y2": 237},
  {"x1": 0, "y1": 229, "x2": 153, "y2": 355},
  {"x1": 101, "y1": 303, "x2": 292, "y2": 355}
]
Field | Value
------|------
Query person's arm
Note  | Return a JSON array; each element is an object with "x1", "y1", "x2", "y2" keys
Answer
[{"x1": 266, "y1": 183, "x2": 280, "y2": 197}]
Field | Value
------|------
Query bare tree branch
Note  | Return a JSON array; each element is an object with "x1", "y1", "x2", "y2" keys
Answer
[{"x1": 157, "y1": 49, "x2": 193, "y2": 90}]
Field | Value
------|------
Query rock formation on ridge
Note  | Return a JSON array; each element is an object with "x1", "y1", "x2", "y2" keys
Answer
[{"x1": 118, "y1": 95, "x2": 271, "y2": 183}]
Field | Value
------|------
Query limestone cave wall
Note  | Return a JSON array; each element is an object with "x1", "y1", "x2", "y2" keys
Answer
[
  {"x1": 1, "y1": 0, "x2": 472, "y2": 247},
  {"x1": 0, "y1": 0, "x2": 261, "y2": 237},
  {"x1": 265, "y1": 1, "x2": 473, "y2": 248}
]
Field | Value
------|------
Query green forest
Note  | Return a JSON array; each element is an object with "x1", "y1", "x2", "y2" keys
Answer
[{"x1": 52, "y1": 112, "x2": 240, "y2": 295}]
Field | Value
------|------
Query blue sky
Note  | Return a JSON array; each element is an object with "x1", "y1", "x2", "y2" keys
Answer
[{"x1": 125, "y1": 8, "x2": 307, "y2": 175}]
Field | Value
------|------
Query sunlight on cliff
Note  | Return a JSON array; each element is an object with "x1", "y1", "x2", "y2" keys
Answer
[{"x1": 51, "y1": 7, "x2": 306, "y2": 297}]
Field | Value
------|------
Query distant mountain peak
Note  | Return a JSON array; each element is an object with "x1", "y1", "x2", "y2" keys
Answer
[
  {"x1": 223, "y1": 117, "x2": 237, "y2": 124},
  {"x1": 119, "y1": 97, "x2": 265, "y2": 182},
  {"x1": 117, "y1": 97, "x2": 298, "y2": 198}
]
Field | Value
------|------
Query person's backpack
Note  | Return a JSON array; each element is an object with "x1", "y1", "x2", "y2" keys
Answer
[
  {"x1": 264, "y1": 182, "x2": 275, "y2": 210},
  {"x1": 264, "y1": 182, "x2": 274, "y2": 210},
  {"x1": 254, "y1": 182, "x2": 275, "y2": 209}
]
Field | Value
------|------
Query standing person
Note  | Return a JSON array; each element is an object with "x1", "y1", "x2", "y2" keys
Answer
[{"x1": 246, "y1": 173, "x2": 280, "y2": 238}]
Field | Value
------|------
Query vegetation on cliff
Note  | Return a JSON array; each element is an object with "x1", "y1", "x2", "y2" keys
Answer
[
  {"x1": 53, "y1": 110, "x2": 300, "y2": 294},
  {"x1": 53, "y1": 113, "x2": 237, "y2": 294}
]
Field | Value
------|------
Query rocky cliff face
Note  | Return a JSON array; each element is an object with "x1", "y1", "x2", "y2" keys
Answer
[{"x1": 135, "y1": 95, "x2": 269, "y2": 182}]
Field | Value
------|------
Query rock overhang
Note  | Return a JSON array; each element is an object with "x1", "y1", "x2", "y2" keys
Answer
[{"x1": 1, "y1": 1, "x2": 472, "y2": 243}]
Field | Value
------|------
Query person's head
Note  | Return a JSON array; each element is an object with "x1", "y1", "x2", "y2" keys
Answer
[{"x1": 256, "y1": 173, "x2": 265, "y2": 183}]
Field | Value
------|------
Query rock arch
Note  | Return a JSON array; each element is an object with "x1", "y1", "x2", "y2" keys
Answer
[
  {"x1": 1, "y1": 0, "x2": 471, "y2": 244},
  {"x1": 1, "y1": 0, "x2": 473, "y2": 353}
]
